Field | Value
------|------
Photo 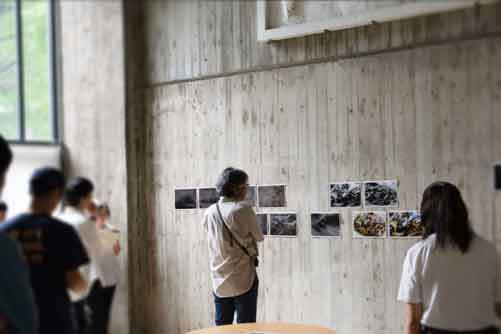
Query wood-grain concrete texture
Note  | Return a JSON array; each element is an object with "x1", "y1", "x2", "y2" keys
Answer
[
  {"x1": 59, "y1": 1, "x2": 128, "y2": 334},
  {"x1": 129, "y1": 1, "x2": 501, "y2": 333},
  {"x1": 129, "y1": 25, "x2": 501, "y2": 334}
]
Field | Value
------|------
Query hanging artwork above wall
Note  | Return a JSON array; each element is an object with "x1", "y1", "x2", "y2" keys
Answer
[{"x1": 257, "y1": 0, "x2": 491, "y2": 42}]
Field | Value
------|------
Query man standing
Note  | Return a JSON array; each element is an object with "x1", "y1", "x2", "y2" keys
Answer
[
  {"x1": 0, "y1": 167, "x2": 90, "y2": 334},
  {"x1": 0, "y1": 135, "x2": 37, "y2": 334}
]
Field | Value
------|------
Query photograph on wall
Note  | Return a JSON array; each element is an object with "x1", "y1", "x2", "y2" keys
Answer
[
  {"x1": 245, "y1": 185, "x2": 257, "y2": 207},
  {"x1": 363, "y1": 180, "x2": 398, "y2": 207},
  {"x1": 330, "y1": 182, "x2": 361, "y2": 207},
  {"x1": 258, "y1": 185, "x2": 286, "y2": 208},
  {"x1": 256, "y1": 213, "x2": 269, "y2": 236},
  {"x1": 175, "y1": 188, "x2": 197, "y2": 209},
  {"x1": 388, "y1": 210, "x2": 424, "y2": 238},
  {"x1": 198, "y1": 187, "x2": 219, "y2": 209},
  {"x1": 311, "y1": 212, "x2": 341, "y2": 237},
  {"x1": 352, "y1": 211, "x2": 386, "y2": 238},
  {"x1": 270, "y1": 213, "x2": 297, "y2": 237}
]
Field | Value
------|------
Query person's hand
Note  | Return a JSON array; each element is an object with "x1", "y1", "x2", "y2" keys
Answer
[{"x1": 113, "y1": 241, "x2": 121, "y2": 256}]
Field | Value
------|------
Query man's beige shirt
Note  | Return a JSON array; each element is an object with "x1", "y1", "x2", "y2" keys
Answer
[{"x1": 202, "y1": 197, "x2": 264, "y2": 298}]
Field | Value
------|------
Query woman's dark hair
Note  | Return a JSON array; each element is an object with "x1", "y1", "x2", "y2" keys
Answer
[
  {"x1": 216, "y1": 167, "x2": 248, "y2": 198},
  {"x1": 63, "y1": 177, "x2": 94, "y2": 207},
  {"x1": 30, "y1": 167, "x2": 66, "y2": 197},
  {"x1": 0, "y1": 135, "x2": 13, "y2": 176},
  {"x1": 421, "y1": 181, "x2": 473, "y2": 253},
  {"x1": 0, "y1": 201, "x2": 7, "y2": 212}
]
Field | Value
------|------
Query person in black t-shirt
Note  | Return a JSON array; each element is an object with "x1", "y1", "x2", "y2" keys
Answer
[{"x1": 0, "y1": 167, "x2": 90, "y2": 334}]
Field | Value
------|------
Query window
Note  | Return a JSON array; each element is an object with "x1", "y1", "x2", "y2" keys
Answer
[{"x1": 0, "y1": 0, "x2": 57, "y2": 143}]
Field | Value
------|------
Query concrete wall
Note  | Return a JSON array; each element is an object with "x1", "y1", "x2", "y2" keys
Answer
[
  {"x1": 58, "y1": 1, "x2": 128, "y2": 334},
  {"x1": 124, "y1": 1, "x2": 501, "y2": 334}
]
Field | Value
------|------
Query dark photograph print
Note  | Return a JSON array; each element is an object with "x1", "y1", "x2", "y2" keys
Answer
[
  {"x1": 175, "y1": 188, "x2": 197, "y2": 209},
  {"x1": 245, "y1": 185, "x2": 257, "y2": 207},
  {"x1": 330, "y1": 182, "x2": 361, "y2": 207},
  {"x1": 270, "y1": 213, "x2": 297, "y2": 237},
  {"x1": 363, "y1": 180, "x2": 398, "y2": 207},
  {"x1": 311, "y1": 213, "x2": 341, "y2": 237},
  {"x1": 389, "y1": 211, "x2": 424, "y2": 238},
  {"x1": 198, "y1": 187, "x2": 219, "y2": 209},
  {"x1": 352, "y1": 211, "x2": 386, "y2": 238},
  {"x1": 258, "y1": 185, "x2": 286, "y2": 208},
  {"x1": 256, "y1": 213, "x2": 269, "y2": 235}
]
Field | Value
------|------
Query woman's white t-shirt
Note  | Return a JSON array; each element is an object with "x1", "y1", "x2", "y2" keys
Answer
[{"x1": 398, "y1": 234, "x2": 501, "y2": 331}]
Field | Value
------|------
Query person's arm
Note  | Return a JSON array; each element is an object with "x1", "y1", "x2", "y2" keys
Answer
[
  {"x1": 0, "y1": 234, "x2": 38, "y2": 334},
  {"x1": 65, "y1": 269, "x2": 87, "y2": 293},
  {"x1": 405, "y1": 303, "x2": 422, "y2": 334}
]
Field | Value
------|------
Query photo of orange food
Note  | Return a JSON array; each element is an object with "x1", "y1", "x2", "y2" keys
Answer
[{"x1": 352, "y1": 211, "x2": 386, "y2": 238}]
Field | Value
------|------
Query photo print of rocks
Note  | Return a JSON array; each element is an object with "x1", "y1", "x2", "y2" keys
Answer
[
  {"x1": 175, "y1": 177, "x2": 424, "y2": 239},
  {"x1": 330, "y1": 182, "x2": 361, "y2": 207}
]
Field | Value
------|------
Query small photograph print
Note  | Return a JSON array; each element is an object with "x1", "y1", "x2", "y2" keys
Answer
[
  {"x1": 258, "y1": 185, "x2": 286, "y2": 208},
  {"x1": 270, "y1": 213, "x2": 297, "y2": 237},
  {"x1": 245, "y1": 185, "x2": 257, "y2": 207},
  {"x1": 198, "y1": 187, "x2": 219, "y2": 209},
  {"x1": 330, "y1": 182, "x2": 361, "y2": 207},
  {"x1": 388, "y1": 211, "x2": 424, "y2": 238},
  {"x1": 256, "y1": 213, "x2": 268, "y2": 236},
  {"x1": 364, "y1": 180, "x2": 398, "y2": 207},
  {"x1": 352, "y1": 211, "x2": 386, "y2": 238},
  {"x1": 175, "y1": 188, "x2": 197, "y2": 209},
  {"x1": 311, "y1": 213, "x2": 341, "y2": 237}
]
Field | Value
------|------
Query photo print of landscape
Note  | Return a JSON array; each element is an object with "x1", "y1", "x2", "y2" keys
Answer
[
  {"x1": 363, "y1": 180, "x2": 398, "y2": 207},
  {"x1": 330, "y1": 182, "x2": 361, "y2": 207},
  {"x1": 257, "y1": 213, "x2": 269, "y2": 235},
  {"x1": 258, "y1": 185, "x2": 286, "y2": 208},
  {"x1": 198, "y1": 187, "x2": 219, "y2": 208},
  {"x1": 175, "y1": 188, "x2": 197, "y2": 209},
  {"x1": 388, "y1": 211, "x2": 424, "y2": 237},
  {"x1": 311, "y1": 213, "x2": 341, "y2": 237},
  {"x1": 245, "y1": 185, "x2": 257, "y2": 207},
  {"x1": 270, "y1": 213, "x2": 297, "y2": 236},
  {"x1": 352, "y1": 211, "x2": 386, "y2": 238}
]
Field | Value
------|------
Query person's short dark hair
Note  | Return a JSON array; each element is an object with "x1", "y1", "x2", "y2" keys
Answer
[
  {"x1": 0, "y1": 201, "x2": 7, "y2": 212},
  {"x1": 63, "y1": 177, "x2": 94, "y2": 207},
  {"x1": 421, "y1": 181, "x2": 473, "y2": 253},
  {"x1": 30, "y1": 167, "x2": 66, "y2": 197},
  {"x1": 0, "y1": 135, "x2": 13, "y2": 176},
  {"x1": 216, "y1": 167, "x2": 248, "y2": 198}
]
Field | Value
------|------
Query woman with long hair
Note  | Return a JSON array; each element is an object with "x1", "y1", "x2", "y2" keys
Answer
[{"x1": 398, "y1": 182, "x2": 501, "y2": 334}]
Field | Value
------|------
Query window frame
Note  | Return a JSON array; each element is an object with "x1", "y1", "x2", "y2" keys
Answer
[{"x1": 7, "y1": 0, "x2": 59, "y2": 145}]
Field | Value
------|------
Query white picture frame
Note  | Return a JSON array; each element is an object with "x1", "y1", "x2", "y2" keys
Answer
[{"x1": 257, "y1": 0, "x2": 491, "y2": 42}]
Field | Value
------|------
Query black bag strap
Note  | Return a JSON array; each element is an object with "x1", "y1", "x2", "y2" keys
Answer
[{"x1": 216, "y1": 203, "x2": 252, "y2": 258}]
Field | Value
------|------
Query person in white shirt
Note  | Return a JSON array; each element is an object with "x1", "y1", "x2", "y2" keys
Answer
[
  {"x1": 57, "y1": 178, "x2": 120, "y2": 334},
  {"x1": 398, "y1": 181, "x2": 501, "y2": 334},
  {"x1": 202, "y1": 167, "x2": 264, "y2": 326},
  {"x1": 88, "y1": 201, "x2": 121, "y2": 334}
]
